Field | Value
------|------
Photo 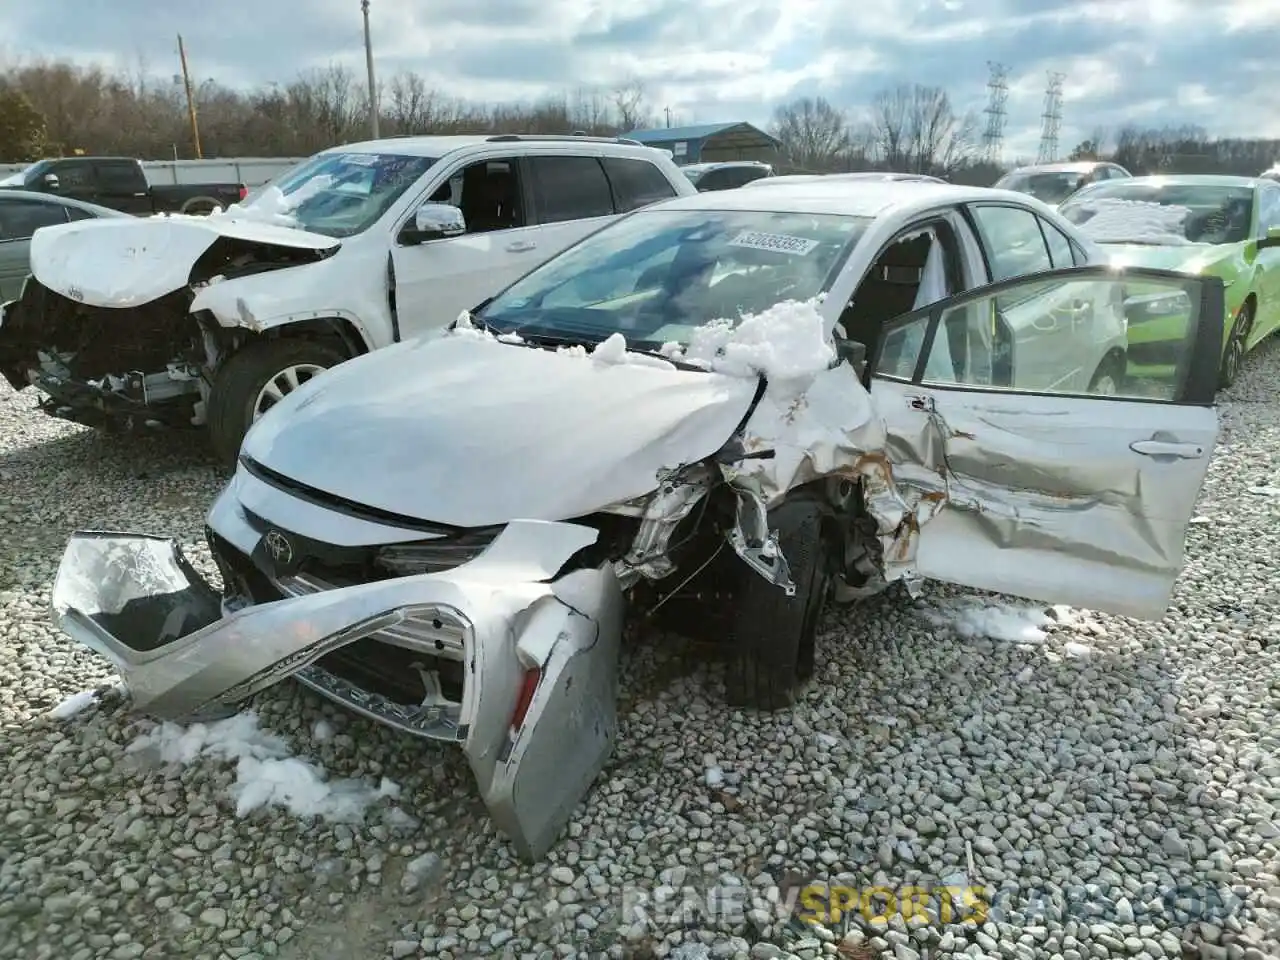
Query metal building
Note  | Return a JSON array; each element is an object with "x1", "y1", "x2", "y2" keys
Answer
[{"x1": 621, "y1": 122, "x2": 781, "y2": 165}]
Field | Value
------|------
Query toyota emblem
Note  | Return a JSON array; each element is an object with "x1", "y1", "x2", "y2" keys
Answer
[{"x1": 264, "y1": 530, "x2": 293, "y2": 566}]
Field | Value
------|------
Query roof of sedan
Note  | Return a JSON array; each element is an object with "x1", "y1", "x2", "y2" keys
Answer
[
  {"x1": 0, "y1": 188, "x2": 129, "y2": 218},
  {"x1": 652, "y1": 180, "x2": 1033, "y2": 218}
]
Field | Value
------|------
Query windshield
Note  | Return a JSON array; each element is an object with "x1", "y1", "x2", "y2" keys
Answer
[
  {"x1": 995, "y1": 170, "x2": 1085, "y2": 204},
  {"x1": 475, "y1": 208, "x2": 870, "y2": 349},
  {"x1": 224, "y1": 151, "x2": 437, "y2": 237},
  {"x1": 1, "y1": 160, "x2": 47, "y2": 188},
  {"x1": 1060, "y1": 181, "x2": 1255, "y2": 245}
]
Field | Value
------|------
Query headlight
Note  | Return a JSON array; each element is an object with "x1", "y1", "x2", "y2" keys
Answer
[{"x1": 375, "y1": 528, "x2": 502, "y2": 576}]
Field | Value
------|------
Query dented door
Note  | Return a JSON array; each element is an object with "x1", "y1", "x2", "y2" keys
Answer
[
  {"x1": 868, "y1": 265, "x2": 1223, "y2": 618},
  {"x1": 51, "y1": 521, "x2": 626, "y2": 861}
]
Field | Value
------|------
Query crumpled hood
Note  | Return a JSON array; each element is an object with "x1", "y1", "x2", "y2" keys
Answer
[
  {"x1": 29, "y1": 215, "x2": 340, "y2": 309},
  {"x1": 241, "y1": 333, "x2": 760, "y2": 528}
]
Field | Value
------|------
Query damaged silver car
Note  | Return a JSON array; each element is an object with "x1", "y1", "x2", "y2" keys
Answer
[{"x1": 52, "y1": 182, "x2": 1226, "y2": 860}]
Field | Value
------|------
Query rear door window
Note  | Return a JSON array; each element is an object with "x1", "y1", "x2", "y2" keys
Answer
[
  {"x1": 601, "y1": 157, "x2": 678, "y2": 212},
  {"x1": 526, "y1": 156, "x2": 615, "y2": 224},
  {"x1": 0, "y1": 198, "x2": 70, "y2": 240}
]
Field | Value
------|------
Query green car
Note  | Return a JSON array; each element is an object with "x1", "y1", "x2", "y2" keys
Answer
[{"x1": 1058, "y1": 174, "x2": 1280, "y2": 388}]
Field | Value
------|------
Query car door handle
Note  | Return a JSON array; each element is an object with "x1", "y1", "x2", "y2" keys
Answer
[
  {"x1": 1130, "y1": 439, "x2": 1205, "y2": 459},
  {"x1": 506, "y1": 240, "x2": 536, "y2": 253}
]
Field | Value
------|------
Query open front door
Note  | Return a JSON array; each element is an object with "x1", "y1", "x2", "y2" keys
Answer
[{"x1": 866, "y1": 265, "x2": 1223, "y2": 619}]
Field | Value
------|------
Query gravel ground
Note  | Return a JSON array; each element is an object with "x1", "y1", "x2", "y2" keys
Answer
[{"x1": 2, "y1": 342, "x2": 1279, "y2": 960}]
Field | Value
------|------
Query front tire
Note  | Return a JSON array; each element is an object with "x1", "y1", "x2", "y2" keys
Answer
[
  {"x1": 1219, "y1": 301, "x2": 1253, "y2": 390},
  {"x1": 724, "y1": 498, "x2": 831, "y2": 711},
  {"x1": 1087, "y1": 353, "x2": 1125, "y2": 396},
  {"x1": 207, "y1": 338, "x2": 346, "y2": 465}
]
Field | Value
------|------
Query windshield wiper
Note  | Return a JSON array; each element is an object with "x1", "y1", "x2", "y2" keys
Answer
[{"x1": 487, "y1": 327, "x2": 709, "y2": 372}]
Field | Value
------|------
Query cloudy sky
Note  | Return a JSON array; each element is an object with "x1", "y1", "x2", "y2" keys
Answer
[{"x1": 3, "y1": 0, "x2": 1279, "y2": 159}]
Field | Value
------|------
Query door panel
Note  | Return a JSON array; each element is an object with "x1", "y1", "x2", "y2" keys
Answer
[
  {"x1": 868, "y1": 265, "x2": 1223, "y2": 618},
  {"x1": 0, "y1": 239, "x2": 32, "y2": 302},
  {"x1": 1253, "y1": 185, "x2": 1280, "y2": 341}
]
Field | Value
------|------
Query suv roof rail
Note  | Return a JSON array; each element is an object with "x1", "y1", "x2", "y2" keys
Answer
[{"x1": 485, "y1": 134, "x2": 644, "y2": 146}]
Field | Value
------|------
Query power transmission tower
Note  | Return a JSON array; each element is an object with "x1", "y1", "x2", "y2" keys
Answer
[
  {"x1": 981, "y1": 62, "x2": 1010, "y2": 165},
  {"x1": 1037, "y1": 72, "x2": 1066, "y2": 164}
]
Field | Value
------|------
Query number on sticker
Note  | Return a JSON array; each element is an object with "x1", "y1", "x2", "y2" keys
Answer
[{"x1": 727, "y1": 231, "x2": 819, "y2": 255}]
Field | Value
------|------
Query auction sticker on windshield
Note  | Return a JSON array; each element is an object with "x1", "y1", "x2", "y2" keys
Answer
[{"x1": 728, "y1": 231, "x2": 819, "y2": 255}]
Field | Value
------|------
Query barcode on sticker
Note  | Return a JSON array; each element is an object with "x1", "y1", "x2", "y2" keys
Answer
[{"x1": 727, "y1": 231, "x2": 819, "y2": 255}]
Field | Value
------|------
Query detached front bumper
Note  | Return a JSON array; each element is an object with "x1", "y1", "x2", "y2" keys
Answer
[{"x1": 51, "y1": 520, "x2": 625, "y2": 861}]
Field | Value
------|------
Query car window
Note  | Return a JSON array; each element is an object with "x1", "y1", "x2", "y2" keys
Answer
[
  {"x1": 526, "y1": 156, "x2": 614, "y2": 224},
  {"x1": 969, "y1": 205, "x2": 1054, "y2": 281},
  {"x1": 478, "y1": 208, "x2": 872, "y2": 349},
  {"x1": 1059, "y1": 181, "x2": 1255, "y2": 246},
  {"x1": 0, "y1": 198, "x2": 69, "y2": 241},
  {"x1": 1257, "y1": 186, "x2": 1280, "y2": 233},
  {"x1": 97, "y1": 161, "x2": 139, "y2": 192},
  {"x1": 695, "y1": 169, "x2": 734, "y2": 192},
  {"x1": 63, "y1": 205, "x2": 98, "y2": 222},
  {"x1": 48, "y1": 163, "x2": 94, "y2": 189},
  {"x1": 874, "y1": 273, "x2": 1206, "y2": 403},
  {"x1": 601, "y1": 157, "x2": 678, "y2": 212},
  {"x1": 1039, "y1": 217, "x2": 1076, "y2": 268}
]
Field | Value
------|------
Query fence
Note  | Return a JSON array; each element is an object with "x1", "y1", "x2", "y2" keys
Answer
[{"x1": 0, "y1": 157, "x2": 305, "y2": 188}]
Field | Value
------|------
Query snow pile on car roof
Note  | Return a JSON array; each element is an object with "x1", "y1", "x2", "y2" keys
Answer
[
  {"x1": 661, "y1": 297, "x2": 835, "y2": 380},
  {"x1": 1069, "y1": 197, "x2": 1200, "y2": 246}
]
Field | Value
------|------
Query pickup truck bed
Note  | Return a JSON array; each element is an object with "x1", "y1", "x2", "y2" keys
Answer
[{"x1": 0, "y1": 156, "x2": 246, "y2": 215}]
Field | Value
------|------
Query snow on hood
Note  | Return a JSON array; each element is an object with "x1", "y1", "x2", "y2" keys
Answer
[
  {"x1": 29, "y1": 214, "x2": 340, "y2": 309},
  {"x1": 212, "y1": 175, "x2": 333, "y2": 230},
  {"x1": 240, "y1": 332, "x2": 759, "y2": 528},
  {"x1": 1069, "y1": 197, "x2": 1204, "y2": 247},
  {"x1": 660, "y1": 297, "x2": 836, "y2": 380}
]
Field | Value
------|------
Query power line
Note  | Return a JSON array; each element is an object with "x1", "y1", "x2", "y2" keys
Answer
[
  {"x1": 981, "y1": 62, "x2": 1010, "y2": 165},
  {"x1": 1037, "y1": 72, "x2": 1066, "y2": 164}
]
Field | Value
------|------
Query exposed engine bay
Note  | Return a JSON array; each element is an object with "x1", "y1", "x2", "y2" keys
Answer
[{"x1": 0, "y1": 233, "x2": 336, "y2": 431}]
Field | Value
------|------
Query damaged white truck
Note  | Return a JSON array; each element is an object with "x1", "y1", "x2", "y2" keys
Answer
[
  {"x1": 0, "y1": 135, "x2": 694, "y2": 461},
  {"x1": 51, "y1": 182, "x2": 1225, "y2": 861}
]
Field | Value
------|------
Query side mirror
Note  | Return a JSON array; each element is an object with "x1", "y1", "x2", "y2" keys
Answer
[
  {"x1": 836, "y1": 339, "x2": 867, "y2": 376},
  {"x1": 401, "y1": 202, "x2": 465, "y2": 245},
  {"x1": 42, "y1": 173, "x2": 60, "y2": 191},
  {"x1": 1259, "y1": 226, "x2": 1280, "y2": 250}
]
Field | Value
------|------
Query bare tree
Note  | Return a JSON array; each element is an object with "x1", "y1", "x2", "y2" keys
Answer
[
  {"x1": 611, "y1": 78, "x2": 650, "y2": 132},
  {"x1": 770, "y1": 96, "x2": 850, "y2": 172},
  {"x1": 869, "y1": 83, "x2": 976, "y2": 175}
]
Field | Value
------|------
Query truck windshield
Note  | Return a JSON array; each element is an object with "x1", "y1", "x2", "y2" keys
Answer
[
  {"x1": 475, "y1": 208, "x2": 870, "y2": 350},
  {"x1": 0, "y1": 161, "x2": 47, "y2": 188},
  {"x1": 229, "y1": 152, "x2": 437, "y2": 237}
]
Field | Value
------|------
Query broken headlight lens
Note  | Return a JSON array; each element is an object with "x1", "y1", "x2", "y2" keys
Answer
[{"x1": 374, "y1": 529, "x2": 502, "y2": 576}]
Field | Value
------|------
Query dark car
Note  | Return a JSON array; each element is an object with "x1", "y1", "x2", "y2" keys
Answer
[
  {"x1": 680, "y1": 161, "x2": 774, "y2": 192},
  {"x1": 0, "y1": 189, "x2": 129, "y2": 301},
  {"x1": 0, "y1": 157, "x2": 247, "y2": 216},
  {"x1": 994, "y1": 161, "x2": 1132, "y2": 206}
]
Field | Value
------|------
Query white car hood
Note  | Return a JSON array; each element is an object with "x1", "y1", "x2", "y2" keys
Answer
[
  {"x1": 241, "y1": 333, "x2": 760, "y2": 528},
  {"x1": 29, "y1": 215, "x2": 340, "y2": 309}
]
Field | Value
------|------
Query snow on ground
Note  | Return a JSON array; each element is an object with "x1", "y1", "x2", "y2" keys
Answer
[
  {"x1": 918, "y1": 598, "x2": 1077, "y2": 643},
  {"x1": 126, "y1": 711, "x2": 402, "y2": 823},
  {"x1": 1069, "y1": 197, "x2": 1201, "y2": 246}
]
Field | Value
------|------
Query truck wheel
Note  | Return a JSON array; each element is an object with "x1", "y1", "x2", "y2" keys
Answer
[
  {"x1": 724, "y1": 498, "x2": 831, "y2": 711},
  {"x1": 207, "y1": 338, "x2": 346, "y2": 465},
  {"x1": 181, "y1": 197, "x2": 220, "y2": 216}
]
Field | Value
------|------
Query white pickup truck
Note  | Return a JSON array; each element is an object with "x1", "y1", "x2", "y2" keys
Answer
[{"x1": 0, "y1": 135, "x2": 695, "y2": 461}]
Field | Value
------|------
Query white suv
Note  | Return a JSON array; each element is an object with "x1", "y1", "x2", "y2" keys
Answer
[{"x1": 0, "y1": 135, "x2": 696, "y2": 460}]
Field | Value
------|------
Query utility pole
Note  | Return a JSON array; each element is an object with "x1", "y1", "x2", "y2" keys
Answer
[
  {"x1": 361, "y1": 0, "x2": 380, "y2": 138},
  {"x1": 981, "y1": 62, "x2": 1010, "y2": 166},
  {"x1": 664, "y1": 106, "x2": 672, "y2": 129},
  {"x1": 1037, "y1": 72, "x2": 1066, "y2": 164},
  {"x1": 177, "y1": 34, "x2": 202, "y2": 158}
]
